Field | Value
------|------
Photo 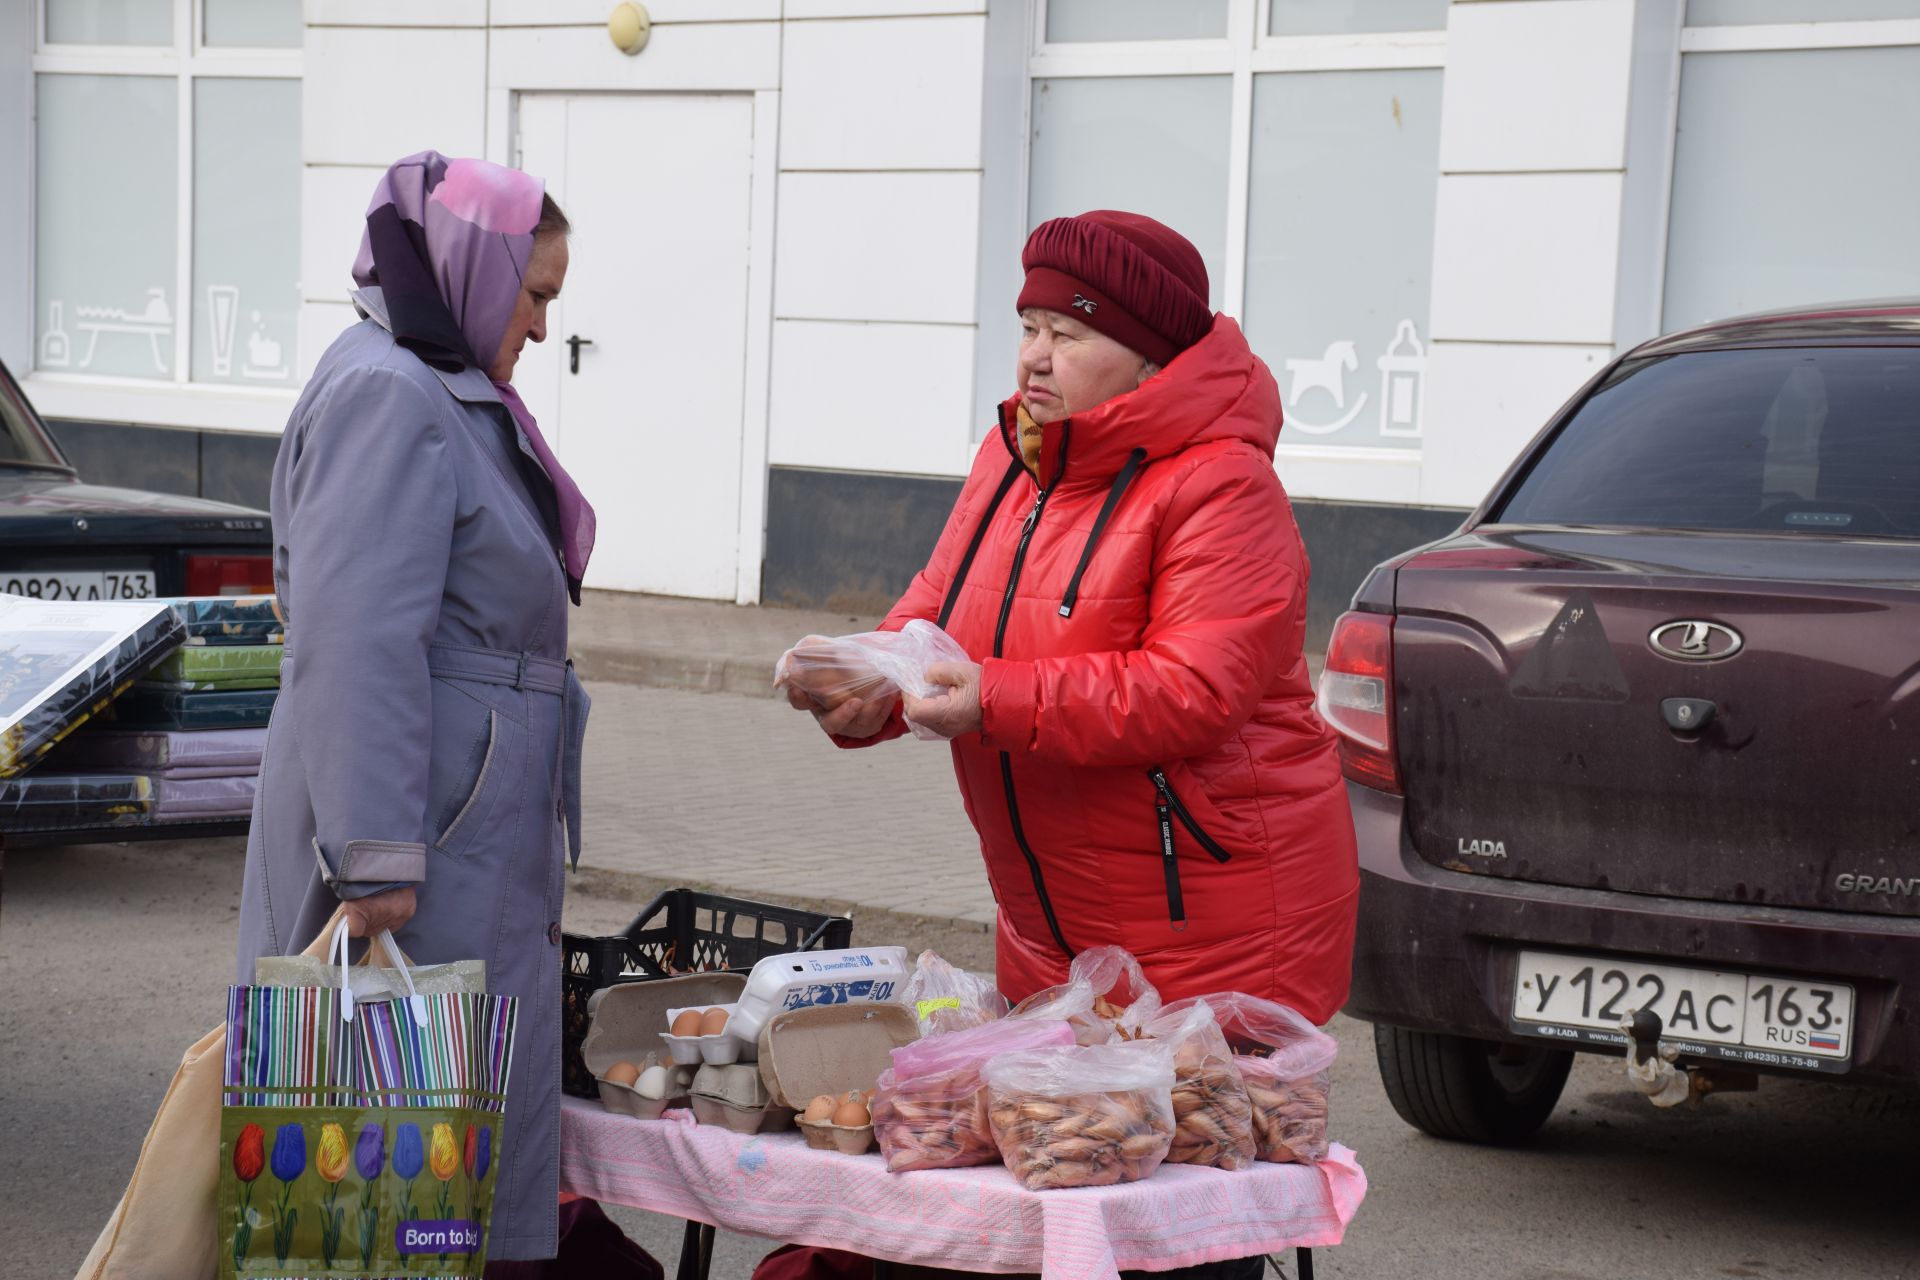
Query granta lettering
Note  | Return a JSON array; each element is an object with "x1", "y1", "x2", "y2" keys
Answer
[{"x1": 1835, "y1": 873, "x2": 1920, "y2": 896}]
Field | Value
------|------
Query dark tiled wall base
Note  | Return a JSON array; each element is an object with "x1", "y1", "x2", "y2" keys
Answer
[
  {"x1": 47, "y1": 420, "x2": 278, "y2": 513},
  {"x1": 762, "y1": 467, "x2": 965, "y2": 615},
  {"x1": 760, "y1": 464, "x2": 1468, "y2": 652},
  {"x1": 1290, "y1": 499, "x2": 1468, "y2": 646}
]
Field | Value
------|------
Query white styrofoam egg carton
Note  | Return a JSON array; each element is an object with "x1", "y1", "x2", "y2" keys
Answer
[
  {"x1": 661, "y1": 1002, "x2": 749, "y2": 1065},
  {"x1": 729, "y1": 947, "x2": 913, "y2": 1045}
]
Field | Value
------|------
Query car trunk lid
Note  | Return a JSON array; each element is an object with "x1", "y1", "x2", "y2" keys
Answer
[{"x1": 1393, "y1": 528, "x2": 1920, "y2": 916}]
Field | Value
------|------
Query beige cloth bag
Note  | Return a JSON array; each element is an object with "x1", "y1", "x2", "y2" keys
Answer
[{"x1": 74, "y1": 909, "x2": 404, "y2": 1280}]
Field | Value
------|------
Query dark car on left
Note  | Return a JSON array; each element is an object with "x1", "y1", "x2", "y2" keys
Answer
[
  {"x1": 0, "y1": 360, "x2": 273, "y2": 602},
  {"x1": 0, "y1": 358, "x2": 274, "y2": 845}
]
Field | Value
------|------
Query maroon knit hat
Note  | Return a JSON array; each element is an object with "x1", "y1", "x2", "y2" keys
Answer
[{"x1": 1016, "y1": 210, "x2": 1212, "y2": 367}]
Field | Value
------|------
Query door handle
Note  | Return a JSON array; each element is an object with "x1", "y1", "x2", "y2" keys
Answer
[{"x1": 566, "y1": 334, "x2": 594, "y2": 374}]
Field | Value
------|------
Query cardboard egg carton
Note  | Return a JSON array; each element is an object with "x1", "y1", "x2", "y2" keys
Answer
[
  {"x1": 757, "y1": 1002, "x2": 920, "y2": 1155},
  {"x1": 583, "y1": 973, "x2": 747, "y2": 1119},
  {"x1": 689, "y1": 1063, "x2": 790, "y2": 1134}
]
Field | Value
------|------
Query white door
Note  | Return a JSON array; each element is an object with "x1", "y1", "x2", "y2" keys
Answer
[{"x1": 515, "y1": 93, "x2": 757, "y2": 599}]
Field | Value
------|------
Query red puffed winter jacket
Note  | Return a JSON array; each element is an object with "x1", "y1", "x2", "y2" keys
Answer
[{"x1": 864, "y1": 316, "x2": 1358, "y2": 1022}]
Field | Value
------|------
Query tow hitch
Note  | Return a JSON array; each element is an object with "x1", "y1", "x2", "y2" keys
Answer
[{"x1": 1621, "y1": 1010, "x2": 1759, "y2": 1108}]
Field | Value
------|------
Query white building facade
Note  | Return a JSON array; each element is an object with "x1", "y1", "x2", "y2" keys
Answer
[{"x1": 6, "y1": 0, "x2": 1920, "y2": 640}]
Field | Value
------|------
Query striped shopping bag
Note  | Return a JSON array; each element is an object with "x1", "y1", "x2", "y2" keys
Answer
[{"x1": 217, "y1": 928, "x2": 518, "y2": 1280}]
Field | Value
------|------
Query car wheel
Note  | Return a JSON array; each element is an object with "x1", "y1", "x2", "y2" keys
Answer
[{"x1": 1373, "y1": 1023, "x2": 1573, "y2": 1144}]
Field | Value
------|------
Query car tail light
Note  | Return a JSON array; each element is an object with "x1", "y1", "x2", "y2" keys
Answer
[
  {"x1": 1317, "y1": 610, "x2": 1400, "y2": 794},
  {"x1": 185, "y1": 554, "x2": 274, "y2": 597}
]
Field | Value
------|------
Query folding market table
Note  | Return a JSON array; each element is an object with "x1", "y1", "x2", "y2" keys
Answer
[{"x1": 559, "y1": 1097, "x2": 1365, "y2": 1280}]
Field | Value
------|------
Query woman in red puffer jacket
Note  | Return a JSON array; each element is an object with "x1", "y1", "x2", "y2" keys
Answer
[{"x1": 791, "y1": 210, "x2": 1358, "y2": 1028}]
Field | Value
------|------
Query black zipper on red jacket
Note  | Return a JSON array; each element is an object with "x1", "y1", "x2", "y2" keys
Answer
[
  {"x1": 995, "y1": 426, "x2": 1074, "y2": 960},
  {"x1": 1150, "y1": 767, "x2": 1233, "y2": 862},
  {"x1": 1154, "y1": 793, "x2": 1188, "y2": 930},
  {"x1": 1150, "y1": 767, "x2": 1230, "y2": 931}
]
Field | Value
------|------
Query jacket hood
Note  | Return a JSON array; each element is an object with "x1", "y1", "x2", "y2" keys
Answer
[{"x1": 998, "y1": 314, "x2": 1283, "y2": 487}]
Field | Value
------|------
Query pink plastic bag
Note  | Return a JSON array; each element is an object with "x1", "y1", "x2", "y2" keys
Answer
[{"x1": 874, "y1": 1018, "x2": 1076, "y2": 1172}]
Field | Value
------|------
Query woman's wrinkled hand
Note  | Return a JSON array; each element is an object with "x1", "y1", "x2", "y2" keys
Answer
[
  {"x1": 790, "y1": 687, "x2": 901, "y2": 739},
  {"x1": 902, "y1": 661, "x2": 984, "y2": 738},
  {"x1": 781, "y1": 635, "x2": 901, "y2": 739},
  {"x1": 341, "y1": 886, "x2": 417, "y2": 938}
]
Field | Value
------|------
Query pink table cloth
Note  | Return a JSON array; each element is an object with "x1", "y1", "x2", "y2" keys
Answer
[{"x1": 559, "y1": 1098, "x2": 1367, "y2": 1279}]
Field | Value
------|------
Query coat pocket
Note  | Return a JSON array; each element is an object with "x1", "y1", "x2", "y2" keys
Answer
[
  {"x1": 1148, "y1": 766, "x2": 1232, "y2": 931},
  {"x1": 431, "y1": 684, "x2": 527, "y2": 861}
]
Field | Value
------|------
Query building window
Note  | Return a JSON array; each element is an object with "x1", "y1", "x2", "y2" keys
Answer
[
  {"x1": 1028, "y1": 76, "x2": 1234, "y2": 309},
  {"x1": 1269, "y1": 0, "x2": 1450, "y2": 37},
  {"x1": 1025, "y1": 0, "x2": 1445, "y2": 451},
  {"x1": 1663, "y1": 9, "x2": 1920, "y2": 331},
  {"x1": 1245, "y1": 68, "x2": 1442, "y2": 446},
  {"x1": 32, "y1": 0, "x2": 302, "y2": 389}
]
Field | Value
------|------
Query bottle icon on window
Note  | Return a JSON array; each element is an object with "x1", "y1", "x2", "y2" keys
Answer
[
  {"x1": 41, "y1": 303, "x2": 71, "y2": 369},
  {"x1": 1376, "y1": 318, "x2": 1427, "y2": 439}
]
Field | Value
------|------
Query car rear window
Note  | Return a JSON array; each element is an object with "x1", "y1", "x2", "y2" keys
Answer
[{"x1": 1495, "y1": 346, "x2": 1920, "y2": 539}]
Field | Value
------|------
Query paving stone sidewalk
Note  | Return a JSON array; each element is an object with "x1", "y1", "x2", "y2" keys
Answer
[
  {"x1": 576, "y1": 680, "x2": 995, "y2": 926},
  {"x1": 568, "y1": 590, "x2": 881, "y2": 698}
]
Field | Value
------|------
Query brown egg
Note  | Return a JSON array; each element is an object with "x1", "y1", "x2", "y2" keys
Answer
[
  {"x1": 802, "y1": 1094, "x2": 837, "y2": 1124},
  {"x1": 604, "y1": 1061, "x2": 640, "y2": 1088},
  {"x1": 831, "y1": 1098, "x2": 871, "y2": 1128},
  {"x1": 670, "y1": 1009, "x2": 704, "y2": 1038},
  {"x1": 698, "y1": 1007, "x2": 730, "y2": 1037}
]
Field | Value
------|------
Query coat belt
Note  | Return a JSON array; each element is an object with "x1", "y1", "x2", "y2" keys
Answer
[
  {"x1": 425, "y1": 642, "x2": 591, "y2": 869},
  {"x1": 426, "y1": 642, "x2": 569, "y2": 694}
]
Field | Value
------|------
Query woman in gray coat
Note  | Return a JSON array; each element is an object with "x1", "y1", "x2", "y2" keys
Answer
[{"x1": 236, "y1": 150, "x2": 594, "y2": 1264}]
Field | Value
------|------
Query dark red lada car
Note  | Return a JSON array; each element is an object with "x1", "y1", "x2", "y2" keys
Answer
[{"x1": 1322, "y1": 299, "x2": 1920, "y2": 1142}]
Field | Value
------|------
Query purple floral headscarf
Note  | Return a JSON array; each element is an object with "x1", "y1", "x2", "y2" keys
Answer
[{"x1": 352, "y1": 150, "x2": 596, "y2": 594}]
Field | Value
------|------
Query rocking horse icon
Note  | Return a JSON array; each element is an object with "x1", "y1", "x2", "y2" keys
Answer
[{"x1": 1283, "y1": 339, "x2": 1369, "y2": 435}]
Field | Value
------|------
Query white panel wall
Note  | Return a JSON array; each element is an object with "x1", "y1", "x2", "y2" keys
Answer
[
  {"x1": 1440, "y1": 1, "x2": 1636, "y2": 173},
  {"x1": 488, "y1": 0, "x2": 778, "y2": 22},
  {"x1": 300, "y1": 165, "x2": 381, "y2": 305},
  {"x1": 1429, "y1": 173, "x2": 1624, "y2": 345},
  {"x1": 487, "y1": 23, "x2": 780, "y2": 92},
  {"x1": 304, "y1": 0, "x2": 483, "y2": 25},
  {"x1": 776, "y1": 173, "x2": 981, "y2": 324},
  {"x1": 781, "y1": 16, "x2": 986, "y2": 171},
  {"x1": 766, "y1": 13, "x2": 987, "y2": 479},
  {"x1": 302, "y1": 27, "x2": 487, "y2": 165},
  {"x1": 1419, "y1": 0, "x2": 1641, "y2": 509},
  {"x1": 769, "y1": 320, "x2": 977, "y2": 475}
]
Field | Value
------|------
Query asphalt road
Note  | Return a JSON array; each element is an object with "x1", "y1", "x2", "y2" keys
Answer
[{"x1": 6, "y1": 835, "x2": 1918, "y2": 1280}]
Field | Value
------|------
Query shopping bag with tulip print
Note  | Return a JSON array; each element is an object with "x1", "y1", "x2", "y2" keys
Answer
[{"x1": 217, "y1": 922, "x2": 518, "y2": 1279}]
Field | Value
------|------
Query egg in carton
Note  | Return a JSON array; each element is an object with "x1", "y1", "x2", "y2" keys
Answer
[
  {"x1": 662, "y1": 1002, "x2": 749, "y2": 1065},
  {"x1": 756, "y1": 1002, "x2": 920, "y2": 1156},
  {"x1": 594, "y1": 1056, "x2": 696, "y2": 1121}
]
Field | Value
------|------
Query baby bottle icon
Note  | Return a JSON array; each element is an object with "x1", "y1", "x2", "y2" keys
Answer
[{"x1": 1376, "y1": 319, "x2": 1427, "y2": 439}]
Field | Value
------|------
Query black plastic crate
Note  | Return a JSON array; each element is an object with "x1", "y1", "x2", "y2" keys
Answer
[{"x1": 561, "y1": 888, "x2": 853, "y2": 1098}]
